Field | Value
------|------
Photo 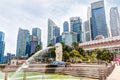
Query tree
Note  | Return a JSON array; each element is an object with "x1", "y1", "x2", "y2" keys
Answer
[
  {"x1": 60, "y1": 42, "x2": 66, "y2": 51},
  {"x1": 35, "y1": 45, "x2": 42, "y2": 52},
  {"x1": 96, "y1": 49, "x2": 114, "y2": 62},
  {"x1": 70, "y1": 49, "x2": 81, "y2": 62},
  {"x1": 72, "y1": 42, "x2": 78, "y2": 49},
  {"x1": 90, "y1": 51, "x2": 97, "y2": 62},
  {"x1": 77, "y1": 47, "x2": 85, "y2": 56},
  {"x1": 47, "y1": 43, "x2": 53, "y2": 47},
  {"x1": 63, "y1": 51, "x2": 70, "y2": 61}
]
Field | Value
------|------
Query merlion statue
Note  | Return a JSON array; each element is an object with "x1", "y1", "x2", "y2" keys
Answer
[{"x1": 55, "y1": 43, "x2": 63, "y2": 61}]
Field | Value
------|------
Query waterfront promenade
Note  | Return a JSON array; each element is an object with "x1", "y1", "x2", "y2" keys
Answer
[{"x1": 107, "y1": 65, "x2": 120, "y2": 80}]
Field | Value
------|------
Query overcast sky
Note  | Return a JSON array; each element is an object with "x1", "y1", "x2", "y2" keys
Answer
[{"x1": 0, "y1": 0, "x2": 119, "y2": 55}]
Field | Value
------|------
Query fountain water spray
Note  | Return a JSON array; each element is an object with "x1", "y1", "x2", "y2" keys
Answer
[{"x1": 9, "y1": 46, "x2": 54, "y2": 80}]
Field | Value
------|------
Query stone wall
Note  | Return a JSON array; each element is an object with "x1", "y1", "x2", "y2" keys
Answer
[{"x1": 2, "y1": 64, "x2": 115, "y2": 80}]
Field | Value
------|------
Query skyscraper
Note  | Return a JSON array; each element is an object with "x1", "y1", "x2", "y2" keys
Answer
[
  {"x1": 70, "y1": 17, "x2": 82, "y2": 42},
  {"x1": 32, "y1": 28, "x2": 42, "y2": 45},
  {"x1": 47, "y1": 19, "x2": 56, "y2": 45},
  {"x1": 63, "y1": 21, "x2": 69, "y2": 32},
  {"x1": 0, "y1": 31, "x2": 5, "y2": 62},
  {"x1": 52, "y1": 26, "x2": 60, "y2": 45},
  {"x1": 16, "y1": 28, "x2": 30, "y2": 58},
  {"x1": 56, "y1": 36, "x2": 62, "y2": 43},
  {"x1": 47, "y1": 19, "x2": 60, "y2": 45},
  {"x1": 62, "y1": 32, "x2": 77, "y2": 46},
  {"x1": 62, "y1": 32, "x2": 72, "y2": 46},
  {"x1": 29, "y1": 41, "x2": 38, "y2": 54},
  {"x1": 83, "y1": 7, "x2": 92, "y2": 42},
  {"x1": 53, "y1": 26, "x2": 60, "y2": 37},
  {"x1": 83, "y1": 20, "x2": 91, "y2": 42},
  {"x1": 110, "y1": 7, "x2": 120, "y2": 37},
  {"x1": 0, "y1": 31, "x2": 4, "y2": 41},
  {"x1": 91, "y1": 0, "x2": 108, "y2": 40}
]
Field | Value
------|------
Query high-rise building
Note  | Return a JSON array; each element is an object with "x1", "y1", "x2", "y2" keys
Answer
[
  {"x1": 70, "y1": 17, "x2": 82, "y2": 42},
  {"x1": 62, "y1": 32, "x2": 77, "y2": 46},
  {"x1": 16, "y1": 28, "x2": 30, "y2": 58},
  {"x1": 47, "y1": 19, "x2": 60, "y2": 45},
  {"x1": 30, "y1": 41, "x2": 38, "y2": 54},
  {"x1": 83, "y1": 21, "x2": 91, "y2": 42},
  {"x1": 72, "y1": 33, "x2": 77, "y2": 43},
  {"x1": 83, "y1": 7, "x2": 92, "y2": 42},
  {"x1": 53, "y1": 26, "x2": 60, "y2": 37},
  {"x1": 110, "y1": 7, "x2": 120, "y2": 37},
  {"x1": 32, "y1": 28, "x2": 42, "y2": 45},
  {"x1": 47, "y1": 19, "x2": 57, "y2": 45},
  {"x1": 91, "y1": 0, "x2": 108, "y2": 40},
  {"x1": 63, "y1": 21, "x2": 69, "y2": 32},
  {"x1": 56, "y1": 36, "x2": 62, "y2": 43},
  {"x1": 25, "y1": 35, "x2": 38, "y2": 55},
  {"x1": 0, "y1": 31, "x2": 4, "y2": 41},
  {"x1": 52, "y1": 26, "x2": 60, "y2": 45},
  {"x1": 0, "y1": 31, "x2": 5, "y2": 62},
  {"x1": 62, "y1": 32, "x2": 72, "y2": 46}
]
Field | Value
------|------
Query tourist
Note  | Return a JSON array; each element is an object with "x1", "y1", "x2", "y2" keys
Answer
[{"x1": 105, "y1": 61, "x2": 108, "y2": 66}]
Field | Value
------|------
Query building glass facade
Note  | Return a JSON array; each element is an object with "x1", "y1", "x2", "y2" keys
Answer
[
  {"x1": 47, "y1": 19, "x2": 57, "y2": 45},
  {"x1": 0, "y1": 31, "x2": 5, "y2": 63},
  {"x1": 30, "y1": 41, "x2": 38, "y2": 54},
  {"x1": 32, "y1": 28, "x2": 42, "y2": 45},
  {"x1": 91, "y1": 0, "x2": 108, "y2": 40},
  {"x1": 84, "y1": 20, "x2": 91, "y2": 42},
  {"x1": 70, "y1": 17, "x2": 82, "y2": 42},
  {"x1": 62, "y1": 32, "x2": 72, "y2": 46},
  {"x1": 63, "y1": 21, "x2": 69, "y2": 32},
  {"x1": 56, "y1": 36, "x2": 62, "y2": 43},
  {"x1": 48, "y1": 19, "x2": 60, "y2": 45},
  {"x1": 110, "y1": 7, "x2": 120, "y2": 37},
  {"x1": 53, "y1": 26, "x2": 60, "y2": 37},
  {"x1": 62, "y1": 32, "x2": 77, "y2": 46},
  {"x1": 16, "y1": 28, "x2": 30, "y2": 58}
]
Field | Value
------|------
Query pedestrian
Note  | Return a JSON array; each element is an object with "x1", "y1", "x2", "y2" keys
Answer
[{"x1": 105, "y1": 61, "x2": 108, "y2": 66}]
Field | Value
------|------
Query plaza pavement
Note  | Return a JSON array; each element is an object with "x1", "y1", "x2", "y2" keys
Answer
[{"x1": 107, "y1": 65, "x2": 120, "y2": 80}]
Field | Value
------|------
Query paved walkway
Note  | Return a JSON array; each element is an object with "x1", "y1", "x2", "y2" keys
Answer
[{"x1": 107, "y1": 65, "x2": 120, "y2": 80}]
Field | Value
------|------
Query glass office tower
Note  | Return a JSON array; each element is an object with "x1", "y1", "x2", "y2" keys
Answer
[
  {"x1": 0, "y1": 31, "x2": 5, "y2": 62},
  {"x1": 91, "y1": 0, "x2": 108, "y2": 40},
  {"x1": 110, "y1": 7, "x2": 120, "y2": 37}
]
